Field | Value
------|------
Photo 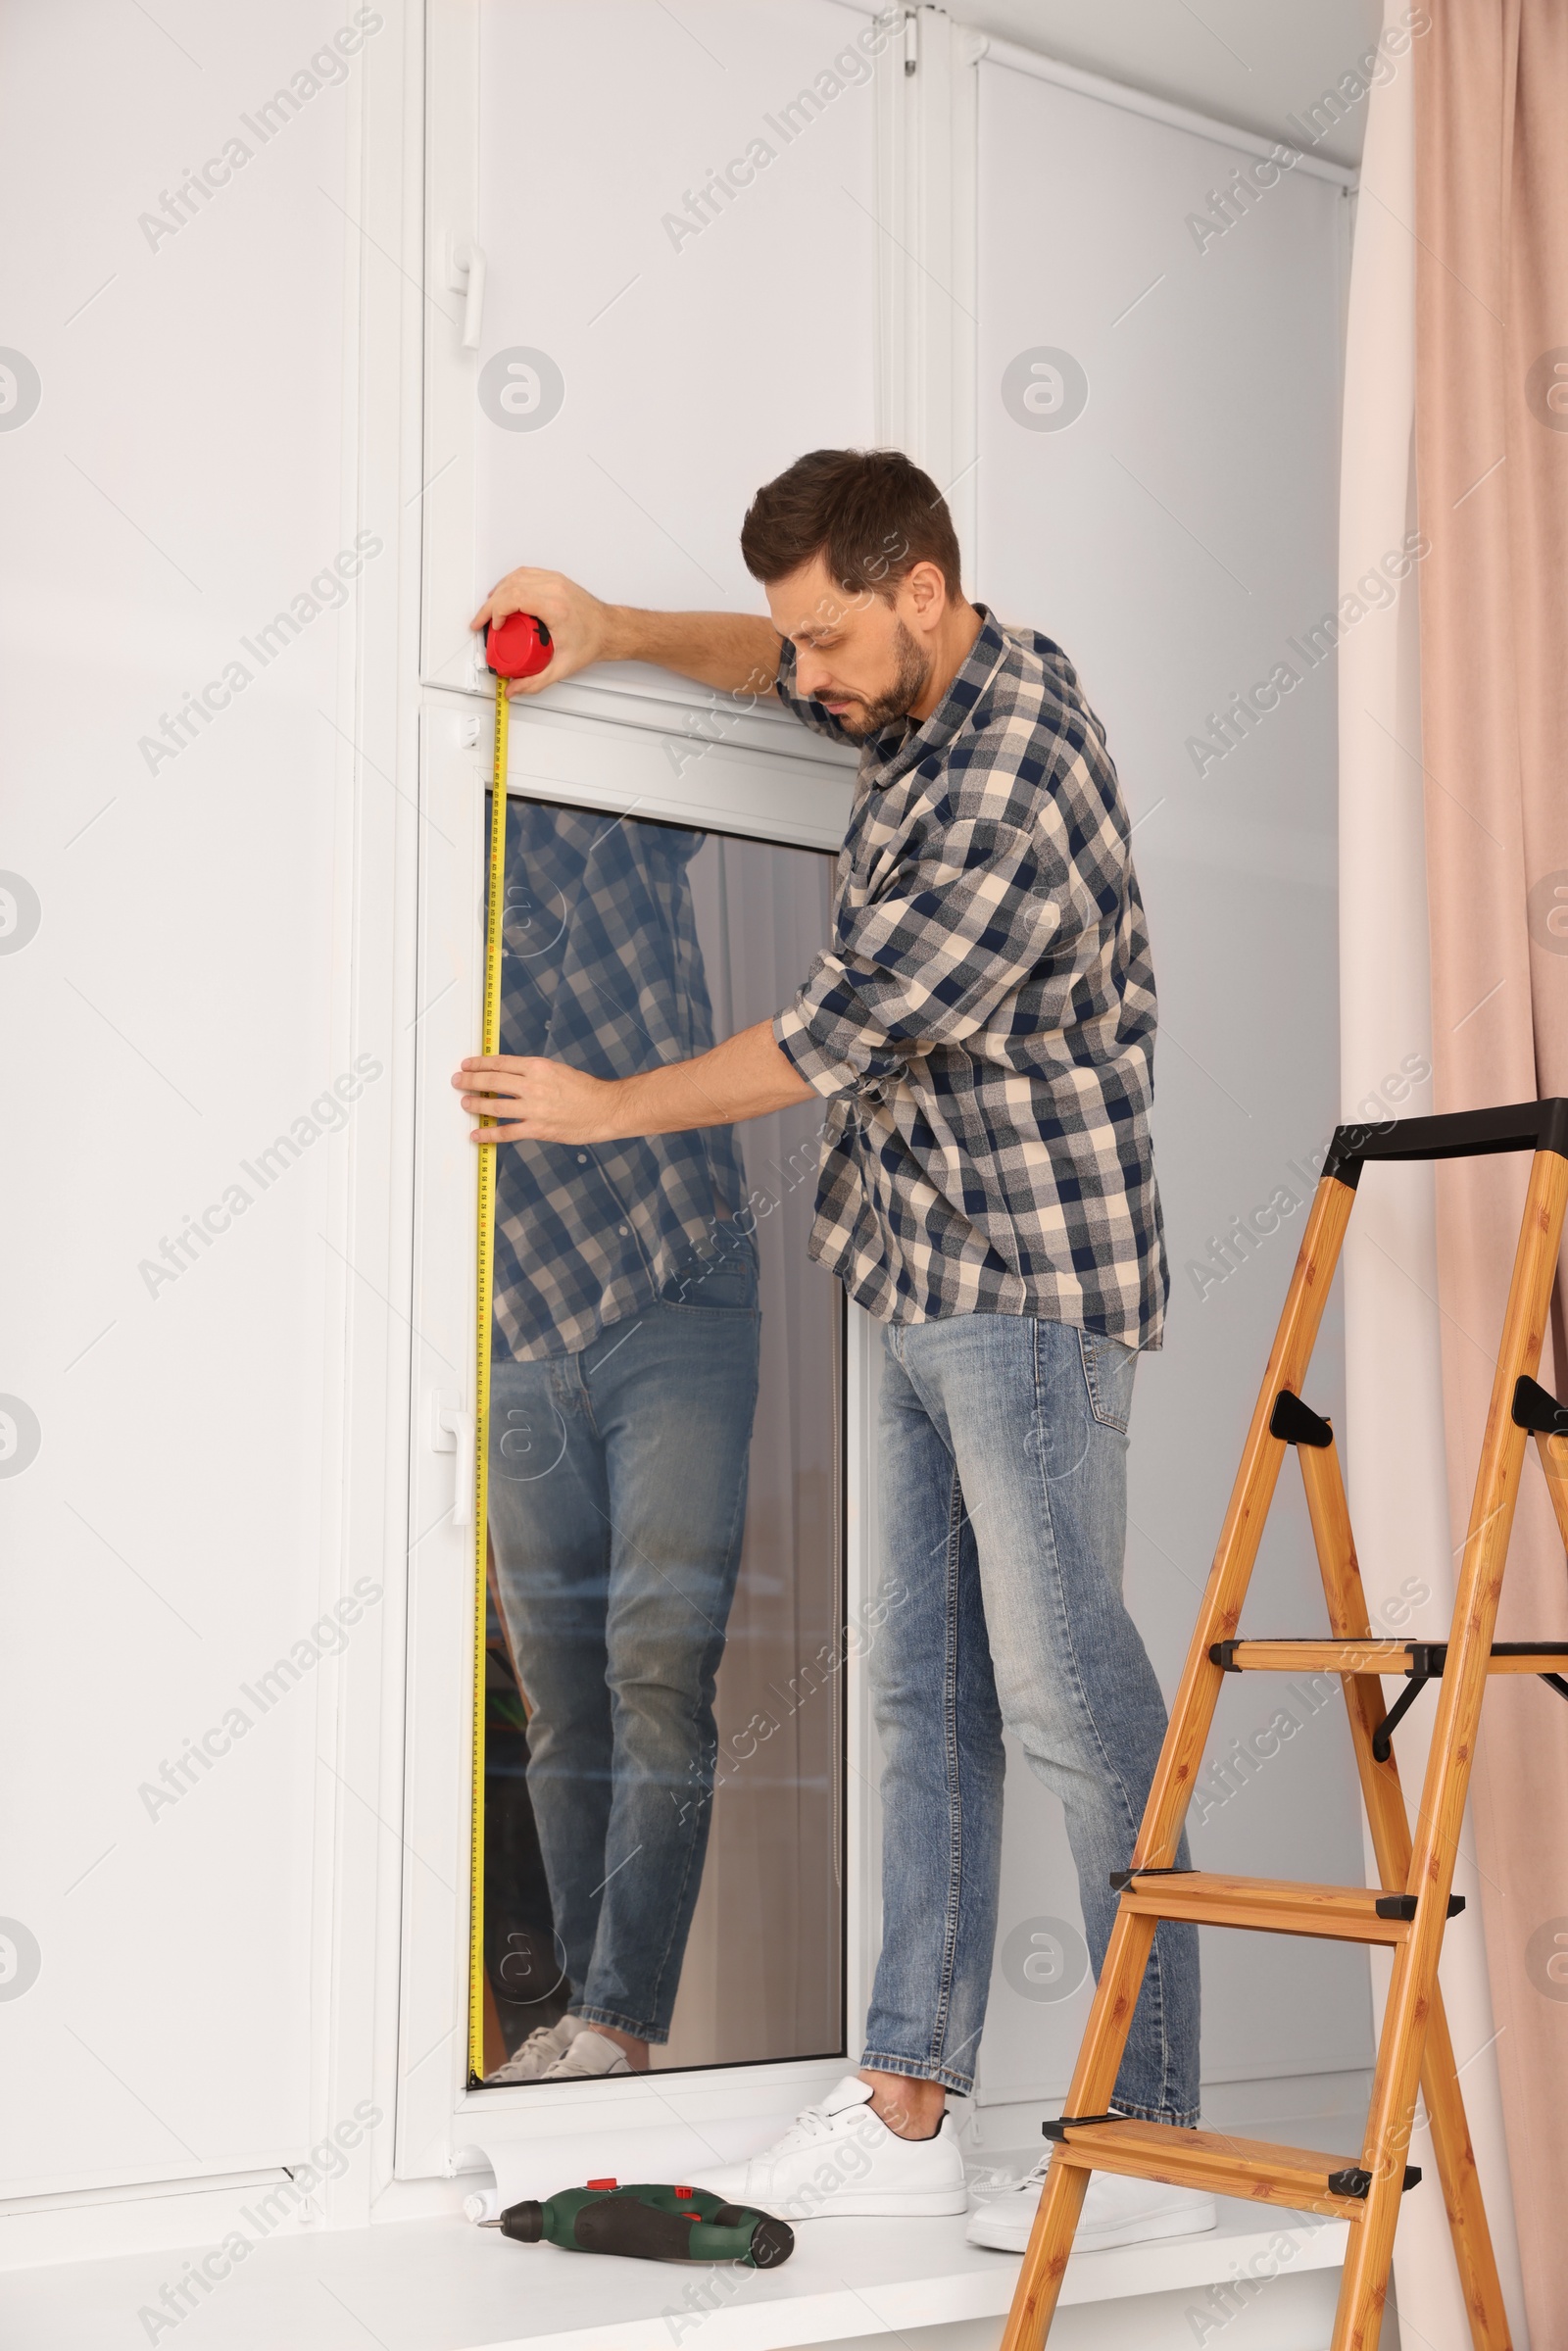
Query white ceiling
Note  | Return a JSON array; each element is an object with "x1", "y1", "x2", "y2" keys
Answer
[{"x1": 940, "y1": 0, "x2": 1385, "y2": 168}]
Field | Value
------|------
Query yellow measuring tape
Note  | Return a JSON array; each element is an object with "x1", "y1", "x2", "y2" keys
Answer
[{"x1": 467, "y1": 668, "x2": 510, "y2": 2082}]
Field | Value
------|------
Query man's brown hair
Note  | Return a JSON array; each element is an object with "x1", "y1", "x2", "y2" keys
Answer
[{"x1": 740, "y1": 447, "x2": 962, "y2": 603}]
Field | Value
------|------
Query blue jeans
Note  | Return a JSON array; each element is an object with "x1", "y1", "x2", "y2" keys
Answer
[
  {"x1": 864, "y1": 1314, "x2": 1200, "y2": 2125},
  {"x1": 487, "y1": 1243, "x2": 760, "y2": 2042}
]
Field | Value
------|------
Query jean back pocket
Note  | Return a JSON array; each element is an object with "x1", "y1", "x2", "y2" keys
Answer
[{"x1": 1078, "y1": 1326, "x2": 1136, "y2": 1433}]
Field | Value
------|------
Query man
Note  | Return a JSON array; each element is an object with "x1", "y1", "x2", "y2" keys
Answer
[{"x1": 458, "y1": 448, "x2": 1211, "y2": 2252}]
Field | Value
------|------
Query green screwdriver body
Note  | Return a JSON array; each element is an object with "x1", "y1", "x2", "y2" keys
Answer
[{"x1": 500, "y1": 2180, "x2": 794, "y2": 2268}]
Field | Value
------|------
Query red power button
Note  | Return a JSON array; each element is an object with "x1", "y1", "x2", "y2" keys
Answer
[{"x1": 586, "y1": 2177, "x2": 617, "y2": 2190}]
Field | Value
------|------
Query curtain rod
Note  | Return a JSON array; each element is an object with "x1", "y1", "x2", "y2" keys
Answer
[{"x1": 957, "y1": 26, "x2": 1358, "y2": 190}]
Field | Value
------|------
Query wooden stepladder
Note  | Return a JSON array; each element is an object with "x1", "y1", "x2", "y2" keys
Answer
[{"x1": 1003, "y1": 1101, "x2": 1568, "y2": 2351}]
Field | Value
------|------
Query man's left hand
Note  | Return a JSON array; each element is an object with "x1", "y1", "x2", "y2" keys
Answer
[{"x1": 453, "y1": 1020, "x2": 813, "y2": 1147}]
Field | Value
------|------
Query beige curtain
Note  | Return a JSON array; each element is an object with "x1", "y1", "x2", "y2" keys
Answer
[
  {"x1": 1414, "y1": 3, "x2": 1568, "y2": 2338},
  {"x1": 1339, "y1": 9, "x2": 1528, "y2": 2338}
]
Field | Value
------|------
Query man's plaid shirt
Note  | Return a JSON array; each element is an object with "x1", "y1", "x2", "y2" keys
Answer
[
  {"x1": 491, "y1": 800, "x2": 748, "y2": 1362},
  {"x1": 770, "y1": 607, "x2": 1168, "y2": 1349}
]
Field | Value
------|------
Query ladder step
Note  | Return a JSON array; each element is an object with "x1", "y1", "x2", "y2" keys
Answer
[
  {"x1": 1209, "y1": 1637, "x2": 1568, "y2": 1676},
  {"x1": 1043, "y1": 2117, "x2": 1422, "y2": 2216},
  {"x1": 1107, "y1": 1869, "x2": 1463, "y2": 1942}
]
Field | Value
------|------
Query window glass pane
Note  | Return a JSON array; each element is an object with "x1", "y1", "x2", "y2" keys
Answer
[{"x1": 479, "y1": 793, "x2": 843, "y2": 2082}]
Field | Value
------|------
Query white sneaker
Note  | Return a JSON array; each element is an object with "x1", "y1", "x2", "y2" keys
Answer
[
  {"x1": 539, "y1": 2027, "x2": 632, "y2": 2081},
  {"x1": 485, "y1": 2017, "x2": 578, "y2": 2084},
  {"x1": 689, "y1": 2077, "x2": 968, "y2": 2220},
  {"x1": 965, "y1": 2150, "x2": 1217, "y2": 2254}
]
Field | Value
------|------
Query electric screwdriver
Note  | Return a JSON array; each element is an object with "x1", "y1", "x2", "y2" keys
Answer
[{"x1": 500, "y1": 2180, "x2": 794, "y2": 2268}]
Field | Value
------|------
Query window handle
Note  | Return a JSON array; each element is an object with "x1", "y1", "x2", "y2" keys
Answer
[
  {"x1": 431, "y1": 1393, "x2": 476, "y2": 1528},
  {"x1": 448, "y1": 239, "x2": 486, "y2": 352}
]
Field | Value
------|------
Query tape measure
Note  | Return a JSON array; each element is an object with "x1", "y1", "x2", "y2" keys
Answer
[{"x1": 468, "y1": 610, "x2": 554, "y2": 2083}]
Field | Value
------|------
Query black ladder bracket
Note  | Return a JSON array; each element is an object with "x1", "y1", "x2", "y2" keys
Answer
[
  {"x1": 1328, "y1": 2163, "x2": 1424, "y2": 2199},
  {"x1": 1511, "y1": 1374, "x2": 1568, "y2": 1438},
  {"x1": 1042, "y1": 2113, "x2": 1117, "y2": 2142},
  {"x1": 1373, "y1": 1892, "x2": 1465, "y2": 1922},
  {"x1": 1270, "y1": 1390, "x2": 1334, "y2": 1447},
  {"x1": 1108, "y1": 1867, "x2": 1194, "y2": 1893},
  {"x1": 1370, "y1": 1640, "x2": 1568, "y2": 1756},
  {"x1": 1209, "y1": 1640, "x2": 1241, "y2": 1671},
  {"x1": 1372, "y1": 1655, "x2": 1442, "y2": 1763},
  {"x1": 1372, "y1": 1677, "x2": 1428, "y2": 1763}
]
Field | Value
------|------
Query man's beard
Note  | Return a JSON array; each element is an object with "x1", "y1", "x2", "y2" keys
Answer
[{"x1": 835, "y1": 622, "x2": 931, "y2": 740}]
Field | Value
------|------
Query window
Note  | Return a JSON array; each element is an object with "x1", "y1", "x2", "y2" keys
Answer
[{"x1": 474, "y1": 797, "x2": 844, "y2": 2081}]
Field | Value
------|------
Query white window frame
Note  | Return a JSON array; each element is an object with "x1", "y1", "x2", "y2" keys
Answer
[{"x1": 395, "y1": 677, "x2": 882, "y2": 2179}]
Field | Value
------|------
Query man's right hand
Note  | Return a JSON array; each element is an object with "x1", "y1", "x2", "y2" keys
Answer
[
  {"x1": 469, "y1": 567, "x2": 612, "y2": 699},
  {"x1": 468, "y1": 571, "x2": 782, "y2": 703}
]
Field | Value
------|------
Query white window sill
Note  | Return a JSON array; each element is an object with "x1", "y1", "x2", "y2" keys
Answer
[{"x1": 0, "y1": 2195, "x2": 1349, "y2": 2351}]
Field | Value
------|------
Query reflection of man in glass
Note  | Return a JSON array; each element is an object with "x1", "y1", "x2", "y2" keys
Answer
[{"x1": 481, "y1": 800, "x2": 760, "y2": 2083}]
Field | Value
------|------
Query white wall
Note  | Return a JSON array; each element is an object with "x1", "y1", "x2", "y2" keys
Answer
[
  {"x1": 0, "y1": 1, "x2": 392, "y2": 2203},
  {"x1": 473, "y1": 0, "x2": 879, "y2": 624}
]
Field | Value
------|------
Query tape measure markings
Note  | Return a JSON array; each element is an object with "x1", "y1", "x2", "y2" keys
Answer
[{"x1": 467, "y1": 674, "x2": 509, "y2": 2083}]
